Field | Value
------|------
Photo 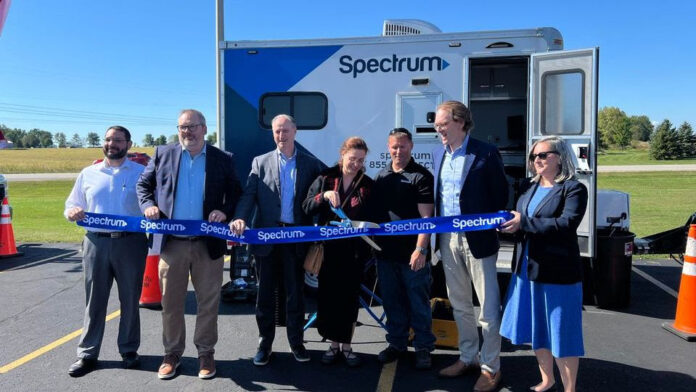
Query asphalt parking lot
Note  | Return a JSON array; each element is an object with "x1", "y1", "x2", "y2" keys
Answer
[{"x1": 0, "y1": 243, "x2": 694, "y2": 391}]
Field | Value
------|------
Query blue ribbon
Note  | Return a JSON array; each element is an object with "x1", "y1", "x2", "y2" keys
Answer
[{"x1": 77, "y1": 211, "x2": 513, "y2": 245}]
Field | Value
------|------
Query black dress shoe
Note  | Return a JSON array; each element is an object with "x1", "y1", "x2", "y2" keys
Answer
[
  {"x1": 253, "y1": 348, "x2": 271, "y2": 366},
  {"x1": 122, "y1": 352, "x2": 140, "y2": 369},
  {"x1": 291, "y1": 345, "x2": 310, "y2": 362},
  {"x1": 68, "y1": 358, "x2": 97, "y2": 377}
]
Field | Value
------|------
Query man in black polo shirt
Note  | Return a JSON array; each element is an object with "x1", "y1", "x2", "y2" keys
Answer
[{"x1": 374, "y1": 128, "x2": 436, "y2": 369}]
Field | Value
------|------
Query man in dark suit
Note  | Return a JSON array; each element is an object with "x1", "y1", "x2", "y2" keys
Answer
[
  {"x1": 137, "y1": 109, "x2": 241, "y2": 380},
  {"x1": 230, "y1": 114, "x2": 324, "y2": 366},
  {"x1": 431, "y1": 101, "x2": 508, "y2": 392}
]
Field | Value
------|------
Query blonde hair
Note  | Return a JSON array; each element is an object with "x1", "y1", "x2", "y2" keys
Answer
[{"x1": 529, "y1": 136, "x2": 576, "y2": 183}]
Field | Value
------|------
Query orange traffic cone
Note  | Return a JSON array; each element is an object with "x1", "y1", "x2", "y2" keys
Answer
[
  {"x1": 139, "y1": 233, "x2": 162, "y2": 310},
  {"x1": 0, "y1": 197, "x2": 22, "y2": 258},
  {"x1": 662, "y1": 224, "x2": 696, "y2": 341}
]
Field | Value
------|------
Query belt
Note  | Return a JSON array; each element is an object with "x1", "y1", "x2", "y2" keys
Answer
[
  {"x1": 91, "y1": 231, "x2": 134, "y2": 238},
  {"x1": 277, "y1": 222, "x2": 296, "y2": 227},
  {"x1": 170, "y1": 236, "x2": 204, "y2": 241}
]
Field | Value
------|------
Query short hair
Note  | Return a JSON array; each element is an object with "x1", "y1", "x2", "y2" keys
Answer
[
  {"x1": 179, "y1": 109, "x2": 206, "y2": 126},
  {"x1": 437, "y1": 100, "x2": 475, "y2": 133},
  {"x1": 272, "y1": 114, "x2": 297, "y2": 128},
  {"x1": 388, "y1": 127, "x2": 412, "y2": 141},
  {"x1": 107, "y1": 125, "x2": 131, "y2": 142},
  {"x1": 529, "y1": 136, "x2": 576, "y2": 183},
  {"x1": 339, "y1": 136, "x2": 369, "y2": 163}
]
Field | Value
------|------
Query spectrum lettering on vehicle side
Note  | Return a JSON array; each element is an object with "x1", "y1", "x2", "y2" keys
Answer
[{"x1": 338, "y1": 54, "x2": 450, "y2": 78}]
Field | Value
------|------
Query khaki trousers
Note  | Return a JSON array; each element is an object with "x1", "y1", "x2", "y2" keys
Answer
[
  {"x1": 159, "y1": 238, "x2": 223, "y2": 356},
  {"x1": 439, "y1": 232, "x2": 501, "y2": 373}
]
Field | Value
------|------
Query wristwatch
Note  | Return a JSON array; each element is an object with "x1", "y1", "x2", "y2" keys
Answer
[{"x1": 415, "y1": 246, "x2": 428, "y2": 256}]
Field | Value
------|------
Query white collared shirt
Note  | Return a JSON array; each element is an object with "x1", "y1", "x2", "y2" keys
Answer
[{"x1": 64, "y1": 159, "x2": 145, "y2": 231}]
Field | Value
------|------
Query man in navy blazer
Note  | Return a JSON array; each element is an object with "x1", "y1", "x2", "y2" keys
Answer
[
  {"x1": 431, "y1": 101, "x2": 508, "y2": 391},
  {"x1": 230, "y1": 114, "x2": 325, "y2": 366},
  {"x1": 137, "y1": 109, "x2": 241, "y2": 380}
]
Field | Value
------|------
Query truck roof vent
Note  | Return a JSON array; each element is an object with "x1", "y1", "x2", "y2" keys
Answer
[{"x1": 382, "y1": 19, "x2": 442, "y2": 36}]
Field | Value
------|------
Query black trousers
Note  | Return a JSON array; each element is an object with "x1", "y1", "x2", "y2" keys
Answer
[{"x1": 255, "y1": 243, "x2": 305, "y2": 350}]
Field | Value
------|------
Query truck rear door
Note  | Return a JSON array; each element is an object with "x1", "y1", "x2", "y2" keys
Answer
[{"x1": 529, "y1": 48, "x2": 599, "y2": 258}]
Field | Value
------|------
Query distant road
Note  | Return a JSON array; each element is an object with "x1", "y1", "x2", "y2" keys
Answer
[{"x1": 4, "y1": 164, "x2": 696, "y2": 181}]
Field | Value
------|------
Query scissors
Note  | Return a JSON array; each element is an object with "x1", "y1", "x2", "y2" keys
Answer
[{"x1": 329, "y1": 206, "x2": 382, "y2": 251}]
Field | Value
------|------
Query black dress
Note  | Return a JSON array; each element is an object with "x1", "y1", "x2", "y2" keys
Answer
[{"x1": 302, "y1": 166, "x2": 374, "y2": 342}]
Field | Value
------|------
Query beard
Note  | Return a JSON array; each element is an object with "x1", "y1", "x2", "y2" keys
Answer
[{"x1": 103, "y1": 146, "x2": 127, "y2": 160}]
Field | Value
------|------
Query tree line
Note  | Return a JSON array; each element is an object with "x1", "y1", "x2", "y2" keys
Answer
[
  {"x1": 1, "y1": 124, "x2": 217, "y2": 149},
  {"x1": 598, "y1": 107, "x2": 694, "y2": 160}
]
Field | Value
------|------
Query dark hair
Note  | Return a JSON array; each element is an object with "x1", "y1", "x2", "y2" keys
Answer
[
  {"x1": 437, "y1": 100, "x2": 475, "y2": 133},
  {"x1": 389, "y1": 127, "x2": 412, "y2": 141},
  {"x1": 107, "y1": 125, "x2": 131, "y2": 141}
]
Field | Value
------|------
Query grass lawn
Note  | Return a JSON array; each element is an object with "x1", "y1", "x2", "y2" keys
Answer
[
  {"x1": 0, "y1": 147, "x2": 156, "y2": 173},
  {"x1": 598, "y1": 148, "x2": 696, "y2": 165},
  {"x1": 7, "y1": 181, "x2": 84, "y2": 243},
  {"x1": 4, "y1": 173, "x2": 694, "y2": 244},
  {"x1": 598, "y1": 171, "x2": 696, "y2": 238}
]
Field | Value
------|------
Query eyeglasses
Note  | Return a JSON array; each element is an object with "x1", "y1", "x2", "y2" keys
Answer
[
  {"x1": 177, "y1": 124, "x2": 202, "y2": 132},
  {"x1": 529, "y1": 151, "x2": 559, "y2": 160}
]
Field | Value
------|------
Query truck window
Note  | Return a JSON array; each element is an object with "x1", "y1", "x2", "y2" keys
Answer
[
  {"x1": 259, "y1": 92, "x2": 328, "y2": 129},
  {"x1": 541, "y1": 70, "x2": 584, "y2": 135}
]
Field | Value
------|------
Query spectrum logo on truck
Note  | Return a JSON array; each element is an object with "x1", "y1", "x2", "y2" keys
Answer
[{"x1": 339, "y1": 54, "x2": 449, "y2": 78}]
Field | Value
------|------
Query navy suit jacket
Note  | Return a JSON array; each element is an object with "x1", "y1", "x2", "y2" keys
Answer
[
  {"x1": 234, "y1": 147, "x2": 325, "y2": 257},
  {"x1": 432, "y1": 137, "x2": 508, "y2": 259},
  {"x1": 136, "y1": 142, "x2": 242, "y2": 260},
  {"x1": 511, "y1": 178, "x2": 588, "y2": 284}
]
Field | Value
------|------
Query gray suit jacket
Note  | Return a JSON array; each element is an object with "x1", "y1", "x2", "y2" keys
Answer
[{"x1": 234, "y1": 147, "x2": 325, "y2": 256}]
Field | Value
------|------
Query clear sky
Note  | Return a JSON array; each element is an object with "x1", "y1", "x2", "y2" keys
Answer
[{"x1": 0, "y1": 0, "x2": 693, "y2": 145}]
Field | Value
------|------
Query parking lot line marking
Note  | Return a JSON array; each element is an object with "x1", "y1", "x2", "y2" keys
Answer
[
  {"x1": 632, "y1": 266, "x2": 678, "y2": 298},
  {"x1": 0, "y1": 310, "x2": 121, "y2": 374},
  {"x1": 376, "y1": 361, "x2": 396, "y2": 392}
]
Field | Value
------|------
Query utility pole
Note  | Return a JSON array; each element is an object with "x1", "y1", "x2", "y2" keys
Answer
[{"x1": 215, "y1": 0, "x2": 224, "y2": 148}]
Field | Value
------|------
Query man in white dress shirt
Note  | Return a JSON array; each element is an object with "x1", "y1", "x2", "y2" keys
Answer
[{"x1": 64, "y1": 125, "x2": 148, "y2": 377}]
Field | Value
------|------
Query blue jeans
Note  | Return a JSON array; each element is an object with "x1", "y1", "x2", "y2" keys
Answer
[{"x1": 377, "y1": 258, "x2": 435, "y2": 351}]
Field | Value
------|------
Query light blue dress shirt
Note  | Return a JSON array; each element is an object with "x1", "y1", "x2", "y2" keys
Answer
[
  {"x1": 278, "y1": 148, "x2": 297, "y2": 224},
  {"x1": 439, "y1": 134, "x2": 470, "y2": 217},
  {"x1": 172, "y1": 144, "x2": 206, "y2": 221}
]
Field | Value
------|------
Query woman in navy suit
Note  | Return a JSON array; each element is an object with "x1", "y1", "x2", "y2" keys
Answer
[{"x1": 500, "y1": 136, "x2": 588, "y2": 392}]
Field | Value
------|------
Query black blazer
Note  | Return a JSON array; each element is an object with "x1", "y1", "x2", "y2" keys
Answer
[
  {"x1": 431, "y1": 137, "x2": 509, "y2": 259},
  {"x1": 511, "y1": 178, "x2": 588, "y2": 284},
  {"x1": 137, "y1": 142, "x2": 242, "y2": 259}
]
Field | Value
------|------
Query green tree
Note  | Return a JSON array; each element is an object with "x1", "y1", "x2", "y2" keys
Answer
[
  {"x1": 649, "y1": 120, "x2": 679, "y2": 160},
  {"x1": 629, "y1": 115, "x2": 653, "y2": 142},
  {"x1": 3, "y1": 128, "x2": 26, "y2": 148},
  {"x1": 27, "y1": 129, "x2": 53, "y2": 148},
  {"x1": 676, "y1": 122, "x2": 694, "y2": 157},
  {"x1": 86, "y1": 132, "x2": 100, "y2": 147},
  {"x1": 70, "y1": 133, "x2": 84, "y2": 148},
  {"x1": 55, "y1": 132, "x2": 67, "y2": 148},
  {"x1": 155, "y1": 135, "x2": 167, "y2": 145},
  {"x1": 21, "y1": 133, "x2": 40, "y2": 148},
  {"x1": 206, "y1": 133, "x2": 217, "y2": 145},
  {"x1": 168, "y1": 134, "x2": 178, "y2": 143},
  {"x1": 142, "y1": 133, "x2": 155, "y2": 147},
  {"x1": 598, "y1": 107, "x2": 631, "y2": 149}
]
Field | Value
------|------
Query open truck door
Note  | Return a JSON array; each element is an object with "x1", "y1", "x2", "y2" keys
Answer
[{"x1": 529, "y1": 48, "x2": 599, "y2": 258}]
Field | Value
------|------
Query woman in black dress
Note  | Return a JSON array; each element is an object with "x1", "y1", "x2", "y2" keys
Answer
[{"x1": 302, "y1": 136, "x2": 374, "y2": 367}]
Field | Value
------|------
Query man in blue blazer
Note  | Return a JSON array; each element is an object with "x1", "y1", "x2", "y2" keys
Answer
[
  {"x1": 137, "y1": 109, "x2": 241, "y2": 380},
  {"x1": 230, "y1": 114, "x2": 325, "y2": 366},
  {"x1": 431, "y1": 101, "x2": 508, "y2": 392}
]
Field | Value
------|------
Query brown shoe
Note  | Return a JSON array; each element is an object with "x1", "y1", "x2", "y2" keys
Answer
[
  {"x1": 198, "y1": 353, "x2": 216, "y2": 379},
  {"x1": 438, "y1": 360, "x2": 478, "y2": 378},
  {"x1": 473, "y1": 370, "x2": 502, "y2": 392},
  {"x1": 157, "y1": 354, "x2": 181, "y2": 380}
]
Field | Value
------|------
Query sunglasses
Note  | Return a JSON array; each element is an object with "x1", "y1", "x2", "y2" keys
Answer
[{"x1": 529, "y1": 151, "x2": 559, "y2": 160}]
